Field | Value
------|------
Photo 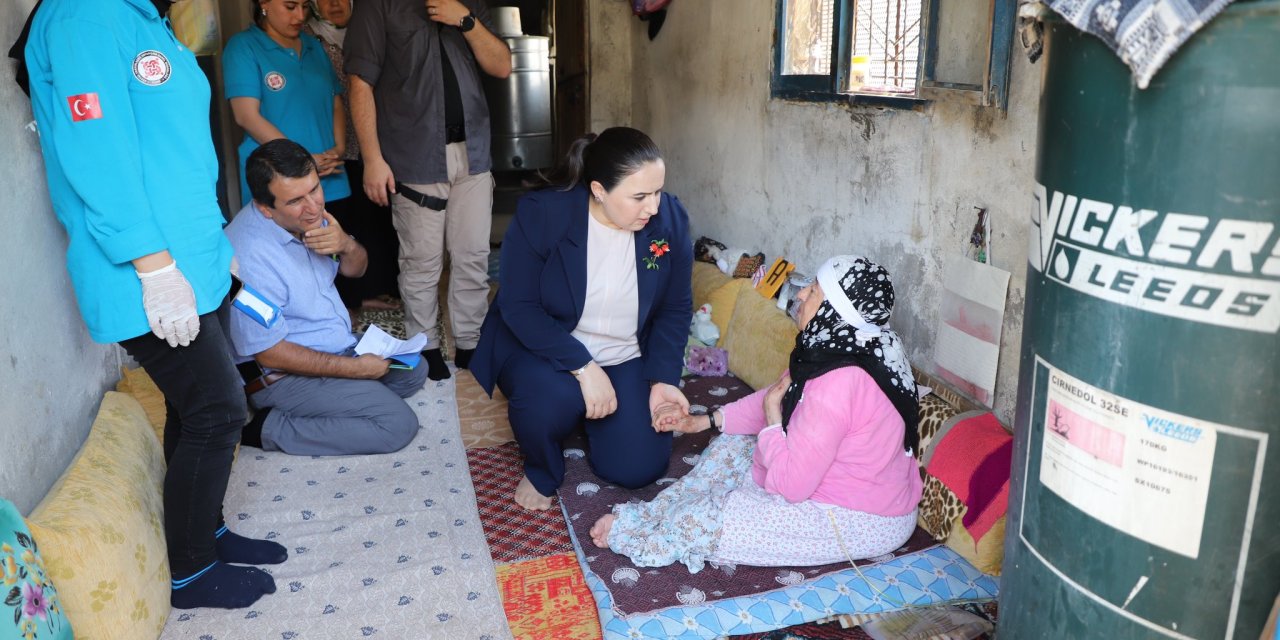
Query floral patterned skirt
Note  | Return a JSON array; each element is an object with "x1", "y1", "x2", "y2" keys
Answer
[{"x1": 606, "y1": 434, "x2": 917, "y2": 573}]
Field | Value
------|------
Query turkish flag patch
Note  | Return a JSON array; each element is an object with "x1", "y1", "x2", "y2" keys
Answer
[{"x1": 67, "y1": 93, "x2": 103, "y2": 122}]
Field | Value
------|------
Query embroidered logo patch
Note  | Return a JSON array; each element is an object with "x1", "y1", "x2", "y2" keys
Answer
[
  {"x1": 132, "y1": 50, "x2": 172, "y2": 86},
  {"x1": 67, "y1": 93, "x2": 103, "y2": 122},
  {"x1": 265, "y1": 71, "x2": 286, "y2": 91}
]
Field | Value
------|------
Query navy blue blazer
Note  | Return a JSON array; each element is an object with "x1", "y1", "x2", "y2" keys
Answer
[{"x1": 471, "y1": 185, "x2": 694, "y2": 395}]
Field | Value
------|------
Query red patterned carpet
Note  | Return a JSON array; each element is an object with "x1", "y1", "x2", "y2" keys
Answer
[
  {"x1": 466, "y1": 442, "x2": 574, "y2": 563},
  {"x1": 496, "y1": 553, "x2": 602, "y2": 640}
]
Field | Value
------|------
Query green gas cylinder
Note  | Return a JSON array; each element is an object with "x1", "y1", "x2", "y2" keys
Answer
[{"x1": 1001, "y1": 2, "x2": 1280, "y2": 638}]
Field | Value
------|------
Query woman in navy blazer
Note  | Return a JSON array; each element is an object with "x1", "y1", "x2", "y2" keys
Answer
[{"x1": 471, "y1": 128, "x2": 694, "y2": 510}]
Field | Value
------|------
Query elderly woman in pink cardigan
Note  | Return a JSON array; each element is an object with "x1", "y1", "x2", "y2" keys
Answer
[{"x1": 589, "y1": 255, "x2": 923, "y2": 571}]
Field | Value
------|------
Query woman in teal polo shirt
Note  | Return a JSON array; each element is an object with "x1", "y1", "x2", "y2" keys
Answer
[{"x1": 223, "y1": 0, "x2": 351, "y2": 206}]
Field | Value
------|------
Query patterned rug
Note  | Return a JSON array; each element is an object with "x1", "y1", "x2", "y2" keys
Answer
[
  {"x1": 467, "y1": 442, "x2": 574, "y2": 563},
  {"x1": 496, "y1": 553, "x2": 602, "y2": 640},
  {"x1": 159, "y1": 378, "x2": 512, "y2": 639}
]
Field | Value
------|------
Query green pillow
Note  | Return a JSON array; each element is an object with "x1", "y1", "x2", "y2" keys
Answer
[{"x1": 0, "y1": 499, "x2": 72, "y2": 640}]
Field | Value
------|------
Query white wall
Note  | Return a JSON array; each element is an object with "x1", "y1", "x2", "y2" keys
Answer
[
  {"x1": 2, "y1": 0, "x2": 129, "y2": 513},
  {"x1": 593, "y1": 1, "x2": 1042, "y2": 423}
]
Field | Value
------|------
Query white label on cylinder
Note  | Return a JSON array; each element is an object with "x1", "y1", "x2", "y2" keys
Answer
[{"x1": 1039, "y1": 364, "x2": 1218, "y2": 558}]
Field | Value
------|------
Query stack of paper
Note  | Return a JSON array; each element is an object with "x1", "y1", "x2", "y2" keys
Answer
[{"x1": 355, "y1": 325, "x2": 429, "y2": 370}]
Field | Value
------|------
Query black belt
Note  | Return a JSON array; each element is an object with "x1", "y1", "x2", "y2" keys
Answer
[
  {"x1": 445, "y1": 123, "x2": 466, "y2": 144},
  {"x1": 395, "y1": 182, "x2": 449, "y2": 211}
]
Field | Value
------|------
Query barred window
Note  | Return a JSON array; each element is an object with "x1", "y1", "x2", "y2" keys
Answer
[
  {"x1": 781, "y1": 0, "x2": 835, "y2": 76},
  {"x1": 848, "y1": 0, "x2": 922, "y2": 93},
  {"x1": 771, "y1": 0, "x2": 1017, "y2": 110}
]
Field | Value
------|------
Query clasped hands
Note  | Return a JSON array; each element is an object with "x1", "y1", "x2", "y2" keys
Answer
[
  {"x1": 652, "y1": 371, "x2": 793, "y2": 434},
  {"x1": 575, "y1": 364, "x2": 695, "y2": 430},
  {"x1": 312, "y1": 148, "x2": 343, "y2": 177}
]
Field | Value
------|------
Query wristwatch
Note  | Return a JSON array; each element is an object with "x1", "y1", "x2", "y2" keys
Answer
[
  {"x1": 707, "y1": 411, "x2": 720, "y2": 432},
  {"x1": 569, "y1": 362, "x2": 591, "y2": 377},
  {"x1": 458, "y1": 13, "x2": 476, "y2": 32}
]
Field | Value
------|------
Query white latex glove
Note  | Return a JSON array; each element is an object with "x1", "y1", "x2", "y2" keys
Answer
[{"x1": 136, "y1": 262, "x2": 201, "y2": 347}]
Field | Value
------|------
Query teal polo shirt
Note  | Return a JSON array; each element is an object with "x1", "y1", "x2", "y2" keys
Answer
[
  {"x1": 25, "y1": 0, "x2": 234, "y2": 343},
  {"x1": 223, "y1": 26, "x2": 350, "y2": 204}
]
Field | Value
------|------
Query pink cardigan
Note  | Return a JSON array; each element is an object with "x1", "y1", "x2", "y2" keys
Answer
[{"x1": 720, "y1": 367, "x2": 923, "y2": 516}]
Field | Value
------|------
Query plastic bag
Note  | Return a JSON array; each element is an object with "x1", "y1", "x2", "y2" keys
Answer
[
  {"x1": 690, "y1": 303, "x2": 720, "y2": 345},
  {"x1": 861, "y1": 607, "x2": 994, "y2": 640},
  {"x1": 685, "y1": 345, "x2": 728, "y2": 377}
]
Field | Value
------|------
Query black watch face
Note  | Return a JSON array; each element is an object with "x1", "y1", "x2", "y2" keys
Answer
[{"x1": 460, "y1": 15, "x2": 476, "y2": 31}]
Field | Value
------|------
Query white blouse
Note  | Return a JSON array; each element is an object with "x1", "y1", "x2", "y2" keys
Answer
[{"x1": 571, "y1": 212, "x2": 641, "y2": 366}]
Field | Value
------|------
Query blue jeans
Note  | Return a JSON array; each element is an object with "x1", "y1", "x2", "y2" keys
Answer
[{"x1": 120, "y1": 300, "x2": 247, "y2": 577}]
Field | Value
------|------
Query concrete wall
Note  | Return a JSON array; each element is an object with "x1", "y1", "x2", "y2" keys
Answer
[
  {"x1": 1, "y1": 0, "x2": 129, "y2": 513},
  {"x1": 586, "y1": 0, "x2": 634, "y2": 133},
  {"x1": 593, "y1": 1, "x2": 1041, "y2": 423}
]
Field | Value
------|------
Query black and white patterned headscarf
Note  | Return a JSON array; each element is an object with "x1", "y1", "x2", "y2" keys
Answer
[{"x1": 781, "y1": 256, "x2": 919, "y2": 454}]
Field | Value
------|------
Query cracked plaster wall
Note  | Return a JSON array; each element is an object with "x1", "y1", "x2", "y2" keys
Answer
[{"x1": 591, "y1": 1, "x2": 1042, "y2": 423}]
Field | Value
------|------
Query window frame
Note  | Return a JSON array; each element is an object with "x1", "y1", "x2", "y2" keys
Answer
[{"x1": 770, "y1": 0, "x2": 1016, "y2": 110}]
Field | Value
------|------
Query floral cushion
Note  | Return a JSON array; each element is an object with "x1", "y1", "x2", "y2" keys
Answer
[
  {"x1": 114, "y1": 367, "x2": 166, "y2": 443},
  {"x1": 705, "y1": 278, "x2": 751, "y2": 337},
  {"x1": 690, "y1": 261, "x2": 733, "y2": 310},
  {"x1": 25, "y1": 392, "x2": 169, "y2": 640},
  {"x1": 0, "y1": 498, "x2": 72, "y2": 640}
]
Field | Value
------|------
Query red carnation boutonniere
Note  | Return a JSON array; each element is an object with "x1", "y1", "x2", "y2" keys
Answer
[{"x1": 644, "y1": 239, "x2": 669, "y2": 270}]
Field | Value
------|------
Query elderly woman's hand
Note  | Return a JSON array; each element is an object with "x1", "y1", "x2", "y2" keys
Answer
[
  {"x1": 763, "y1": 372, "x2": 791, "y2": 426},
  {"x1": 652, "y1": 403, "x2": 711, "y2": 433}
]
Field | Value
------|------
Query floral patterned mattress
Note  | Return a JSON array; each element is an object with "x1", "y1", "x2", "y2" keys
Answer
[{"x1": 159, "y1": 378, "x2": 513, "y2": 640}]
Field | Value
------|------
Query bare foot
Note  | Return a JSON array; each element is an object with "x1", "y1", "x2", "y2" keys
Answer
[
  {"x1": 589, "y1": 514, "x2": 616, "y2": 548},
  {"x1": 513, "y1": 475, "x2": 553, "y2": 511}
]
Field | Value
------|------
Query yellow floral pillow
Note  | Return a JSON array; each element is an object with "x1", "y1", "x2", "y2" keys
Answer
[
  {"x1": 25, "y1": 392, "x2": 169, "y2": 640},
  {"x1": 691, "y1": 262, "x2": 733, "y2": 310},
  {"x1": 706, "y1": 279, "x2": 751, "y2": 338},
  {"x1": 114, "y1": 367, "x2": 166, "y2": 443}
]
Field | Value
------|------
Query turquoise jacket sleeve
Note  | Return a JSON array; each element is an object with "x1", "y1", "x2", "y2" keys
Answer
[{"x1": 42, "y1": 18, "x2": 166, "y2": 265}]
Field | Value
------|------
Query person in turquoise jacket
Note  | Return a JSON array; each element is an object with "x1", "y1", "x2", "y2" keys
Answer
[
  {"x1": 25, "y1": 0, "x2": 283, "y2": 610},
  {"x1": 223, "y1": 0, "x2": 350, "y2": 207}
]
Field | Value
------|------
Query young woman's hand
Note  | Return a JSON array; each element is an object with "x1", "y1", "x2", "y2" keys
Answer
[
  {"x1": 648, "y1": 382, "x2": 689, "y2": 428},
  {"x1": 577, "y1": 362, "x2": 617, "y2": 419},
  {"x1": 763, "y1": 372, "x2": 792, "y2": 426}
]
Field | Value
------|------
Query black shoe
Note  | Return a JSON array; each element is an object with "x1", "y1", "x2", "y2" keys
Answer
[
  {"x1": 422, "y1": 348, "x2": 451, "y2": 380},
  {"x1": 240, "y1": 408, "x2": 271, "y2": 448},
  {"x1": 454, "y1": 348, "x2": 475, "y2": 370}
]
